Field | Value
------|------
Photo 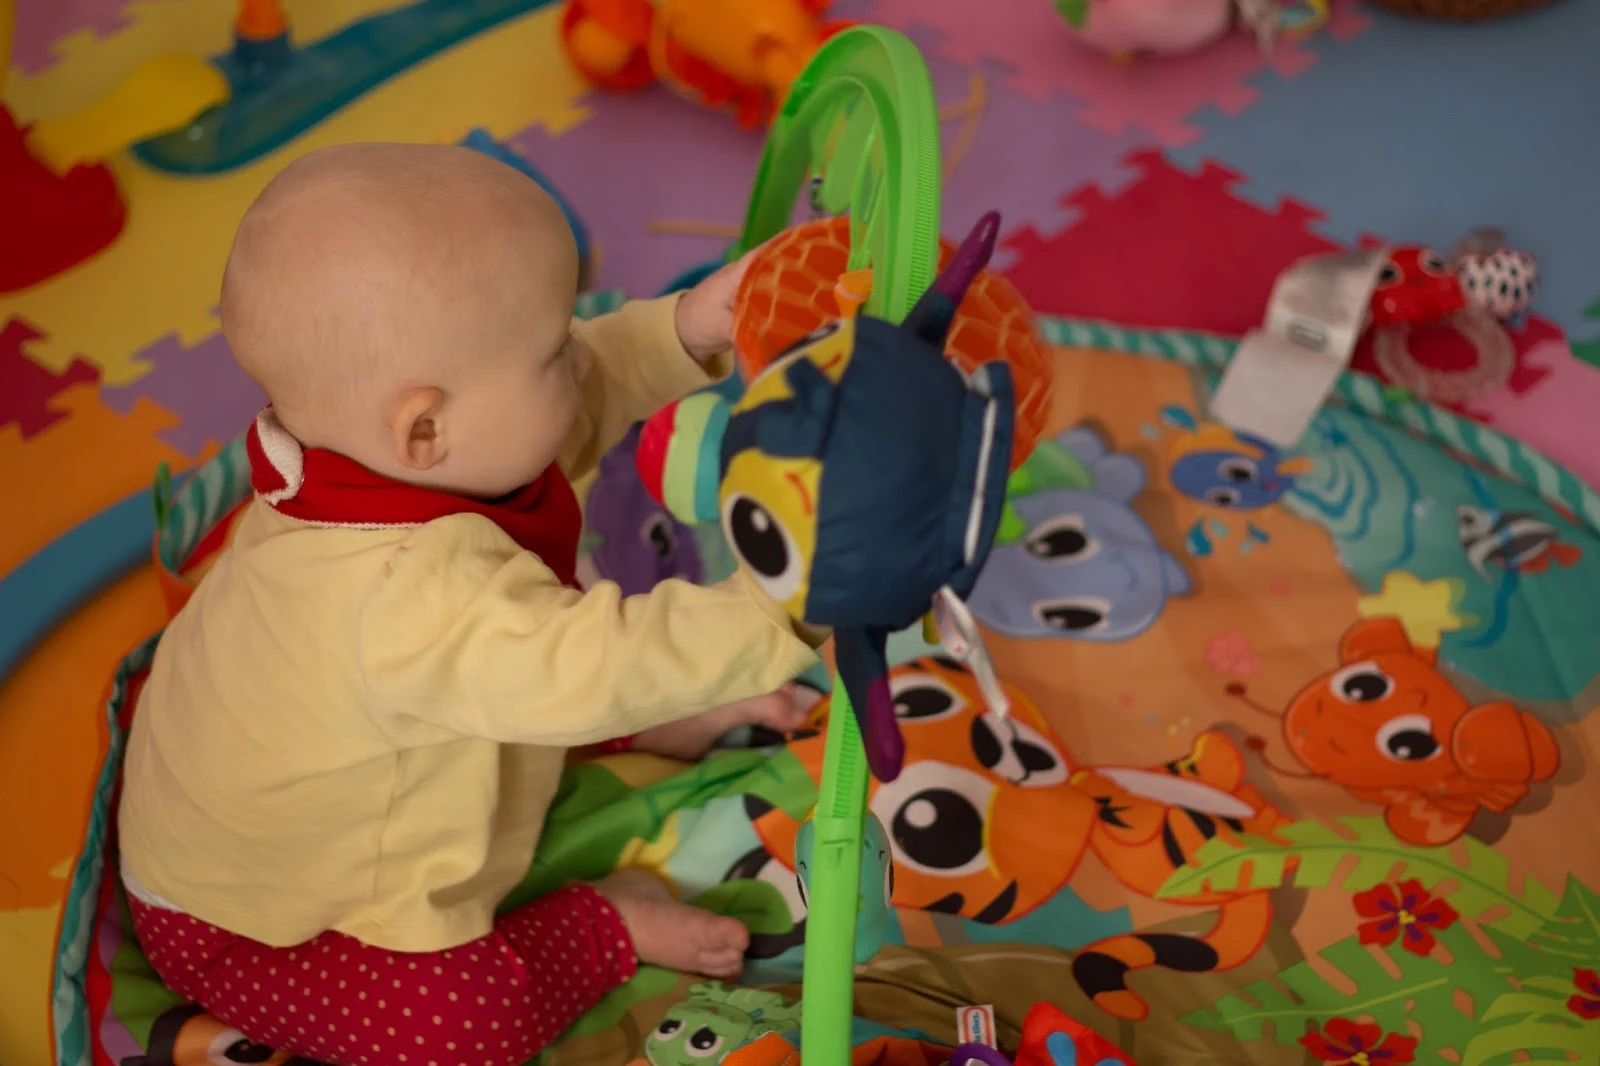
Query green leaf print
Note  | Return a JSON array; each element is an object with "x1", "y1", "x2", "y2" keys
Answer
[
  {"x1": 505, "y1": 750, "x2": 812, "y2": 911},
  {"x1": 1181, "y1": 923, "x2": 1514, "y2": 1048},
  {"x1": 1156, "y1": 816, "x2": 1559, "y2": 937},
  {"x1": 1527, "y1": 874, "x2": 1600, "y2": 963},
  {"x1": 1178, "y1": 835, "x2": 1600, "y2": 1059},
  {"x1": 1054, "y1": 0, "x2": 1089, "y2": 28},
  {"x1": 1474, "y1": 975, "x2": 1584, "y2": 1027},
  {"x1": 628, "y1": 749, "x2": 776, "y2": 826},
  {"x1": 736, "y1": 746, "x2": 818, "y2": 821},
  {"x1": 1462, "y1": 976, "x2": 1600, "y2": 1066},
  {"x1": 690, "y1": 879, "x2": 795, "y2": 936},
  {"x1": 109, "y1": 885, "x2": 185, "y2": 1049}
]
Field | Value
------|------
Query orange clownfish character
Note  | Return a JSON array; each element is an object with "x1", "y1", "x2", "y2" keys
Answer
[
  {"x1": 749, "y1": 656, "x2": 1095, "y2": 930},
  {"x1": 1232, "y1": 616, "x2": 1560, "y2": 846}
]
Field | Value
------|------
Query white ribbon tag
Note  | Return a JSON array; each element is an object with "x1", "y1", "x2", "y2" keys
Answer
[
  {"x1": 932, "y1": 587, "x2": 1010, "y2": 719},
  {"x1": 1209, "y1": 247, "x2": 1388, "y2": 449}
]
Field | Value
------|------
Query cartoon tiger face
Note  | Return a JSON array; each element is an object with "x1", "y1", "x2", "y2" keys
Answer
[{"x1": 776, "y1": 656, "x2": 1095, "y2": 924}]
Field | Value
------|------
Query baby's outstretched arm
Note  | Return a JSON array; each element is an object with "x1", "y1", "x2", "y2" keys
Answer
[
  {"x1": 560, "y1": 253, "x2": 753, "y2": 479},
  {"x1": 359, "y1": 513, "x2": 822, "y2": 746},
  {"x1": 561, "y1": 296, "x2": 728, "y2": 480}
]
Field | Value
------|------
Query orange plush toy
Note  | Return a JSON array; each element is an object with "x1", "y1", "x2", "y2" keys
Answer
[{"x1": 559, "y1": 0, "x2": 853, "y2": 127}]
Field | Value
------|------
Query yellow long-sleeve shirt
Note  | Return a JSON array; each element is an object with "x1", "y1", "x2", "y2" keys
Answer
[{"x1": 118, "y1": 297, "x2": 822, "y2": 953}]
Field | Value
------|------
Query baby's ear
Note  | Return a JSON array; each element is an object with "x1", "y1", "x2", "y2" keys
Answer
[{"x1": 393, "y1": 386, "x2": 447, "y2": 470}]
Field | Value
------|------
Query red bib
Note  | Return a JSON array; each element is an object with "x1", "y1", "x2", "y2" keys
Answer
[{"x1": 246, "y1": 409, "x2": 582, "y2": 589}]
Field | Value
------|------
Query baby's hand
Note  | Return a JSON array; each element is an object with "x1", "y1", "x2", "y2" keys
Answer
[
  {"x1": 631, "y1": 683, "x2": 820, "y2": 760},
  {"x1": 674, "y1": 246, "x2": 761, "y2": 363}
]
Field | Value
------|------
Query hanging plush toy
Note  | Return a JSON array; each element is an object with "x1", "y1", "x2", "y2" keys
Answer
[{"x1": 636, "y1": 213, "x2": 1017, "y2": 783}]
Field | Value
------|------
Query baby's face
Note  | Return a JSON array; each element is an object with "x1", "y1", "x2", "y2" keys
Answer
[{"x1": 445, "y1": 290, "x2": 592, "y2": 499}]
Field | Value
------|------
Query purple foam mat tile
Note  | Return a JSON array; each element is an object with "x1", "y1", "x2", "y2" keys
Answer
[
  {"x1": 858, "y1": 0, "x2": 1371, "y2": 145},
  {"x1": 101, "y1": 328, "x2": 265, "y2": 458},
  {"x1": 510, "y1": 20, "x2": 1147, "y2": 291},
  {"x1": 510, "y1": 86, "x2": 768, "y2": 297},
  {"x1": 11, "y1": 0, "x2": 138, "y2": 76},
  {"x1": 905, "y1": 23, "x2": 1151, "y2": 272}
]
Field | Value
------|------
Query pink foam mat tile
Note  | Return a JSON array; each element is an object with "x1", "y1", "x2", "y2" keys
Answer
[
  {"x1": 859, "y1": 0, "x2": 1372, "y2": 144},
  {"x1": 11, "y1": 0, "x2": 138, "y2": 75}
]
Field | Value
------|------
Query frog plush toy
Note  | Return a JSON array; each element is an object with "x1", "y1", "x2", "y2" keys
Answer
[{"x1": 644, "y1": 983, "x2": 804, "y2": 1066}]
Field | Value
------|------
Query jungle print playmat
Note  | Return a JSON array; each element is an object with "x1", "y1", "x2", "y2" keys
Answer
[{"x1": 54, "y1": 310, "x2": 1600, "y2": 1066}]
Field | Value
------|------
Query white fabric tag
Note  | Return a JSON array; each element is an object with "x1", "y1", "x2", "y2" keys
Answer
[
  {"x1": 933, "y1": 587, "x2": 1010, "y2": 720},
  {"x1": 1209, "y1": 248, "x2": 1388, "y2": 448},
  {"x1": 955, "y1": 1005, "x2": 997, "y2": 1048}
]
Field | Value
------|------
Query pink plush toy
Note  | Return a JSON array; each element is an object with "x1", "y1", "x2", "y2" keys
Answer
[{"x1": 1054, "y1": 0, "x2": 1233, "y2": 58}]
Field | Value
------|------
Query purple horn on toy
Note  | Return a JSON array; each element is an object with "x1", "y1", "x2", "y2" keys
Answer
[{"x1": 899, "y1": 210, "x2": 1001, "y2": 348}]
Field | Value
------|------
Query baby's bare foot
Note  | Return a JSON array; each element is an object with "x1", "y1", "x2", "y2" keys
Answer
[
  {"x1": 632, "y1": 683, "x2": 819, "y2": 761},
  {"x1": 595, "y1": 868, "x2": 749, "y2": 977}
]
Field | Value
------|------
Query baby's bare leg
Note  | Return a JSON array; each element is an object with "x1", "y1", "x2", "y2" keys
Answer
[
  {"x1": 593, "y1": 868, "x2": 749, "y2": 977},
  {"x1": 631, "y1": 683, "x2": 820, "y2": 760}
]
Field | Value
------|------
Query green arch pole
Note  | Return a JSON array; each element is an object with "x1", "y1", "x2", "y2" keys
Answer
[{"x1": 732, "y1": 26, "x2": 943, "y2": 1066}]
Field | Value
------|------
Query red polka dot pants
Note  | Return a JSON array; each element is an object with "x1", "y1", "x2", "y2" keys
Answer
[{"x1": 128, "y1": 885, "x2": 637, "y2": 1066}]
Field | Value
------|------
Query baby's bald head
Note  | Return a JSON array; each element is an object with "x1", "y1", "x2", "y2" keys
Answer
[{"x1": 222, "y1": 142, "x2": 585, "y2": 495}]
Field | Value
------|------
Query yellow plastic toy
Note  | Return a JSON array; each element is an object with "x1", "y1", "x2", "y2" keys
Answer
[{"x1": 0, "y1": 0, "x2": 228, "y2": 293}]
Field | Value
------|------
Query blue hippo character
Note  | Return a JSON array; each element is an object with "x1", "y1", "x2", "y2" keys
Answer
[
  {"x1": 1167, "y1": 423, "x2": 1313, "y2": 511},
  {"x1": 968, "y1": 426, "x2": 1192, "y2": 641}
]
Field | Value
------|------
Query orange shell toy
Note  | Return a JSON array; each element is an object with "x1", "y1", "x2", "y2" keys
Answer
[{"x1": 732, "y1": 217, "x2": 1054, "y2": 467}]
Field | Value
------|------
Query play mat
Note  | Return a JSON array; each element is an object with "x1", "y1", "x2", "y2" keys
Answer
[
  {"x1": 8, "y1": 2, "x2": 1600, "y2": 1066},
  {"x1": 51, "y1": 294, "x2": 1600, "y2": 1066}
]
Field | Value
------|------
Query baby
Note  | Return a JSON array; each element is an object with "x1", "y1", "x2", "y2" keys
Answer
[{"x1": 118, "y1": 142, "x2": 825, "y2": 1066}]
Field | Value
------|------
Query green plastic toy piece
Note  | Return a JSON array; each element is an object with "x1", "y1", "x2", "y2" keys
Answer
[
  {"x1": 736, "y1": 26, "x2": 942, "y2": 324},
  {"x1": 1055, "y1": 0, "x2": 1089, "y2": 29},
  {"x1": 794, "y1": 809, "x2": 894, "y2": 965},
  {"x1": 733, "y1": 25, "x2": 943, "y2": 1066}
]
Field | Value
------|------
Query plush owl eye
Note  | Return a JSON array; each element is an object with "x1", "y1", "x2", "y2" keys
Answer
[
  {"x1": 722, "y1": 493, "x2": 805, "y2": 603},
  {"x1": 655, "y1": 1019, "x2": 684, "y2": 1039}
]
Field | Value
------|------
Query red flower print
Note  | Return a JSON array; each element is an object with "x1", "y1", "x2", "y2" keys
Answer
[
  {"x1": 1353, "y1": 879, "x2": 1460, "y2": 956},
  {"x1": 1300, "y1": 1019, "x2": 1418, "y2": 1065},
  {"x1": 1568, "y1": 968, "x2": 1600, "y2": 1020}
]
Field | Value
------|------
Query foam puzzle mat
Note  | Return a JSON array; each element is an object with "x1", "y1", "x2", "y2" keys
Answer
[
  {"x1": 4, "y1": 1, "x2": 1600, "y2": 1064},
  {"x1": 57, "y1": 335, "x2": 1600, "y2": 1066}
]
